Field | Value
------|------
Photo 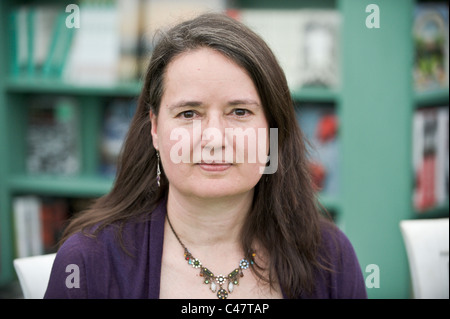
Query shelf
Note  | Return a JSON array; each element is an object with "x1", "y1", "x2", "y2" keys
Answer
[
  {"x1": 5, "y1": 77, "x2": 142, "y2": 97},
  {"x1": 5, "y1": 77, "x2": 340, "y2": 102},
  {"x1": 291, "y1": 87, "x2": 339, "y2": 103},
  {"x1": 414, "y1": 89, "x2": 449, "y2": 107},
  {"x1": 414, "y1": 200, "x2": 449, "y2": 219},
  {"x1": 8, "y1": 174, "x2": 113, "y2": 197}
]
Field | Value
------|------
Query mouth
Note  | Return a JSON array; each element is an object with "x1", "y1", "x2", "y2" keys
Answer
[{"x1": 195, "y1": 161, "x2": 233, "y2": 172}]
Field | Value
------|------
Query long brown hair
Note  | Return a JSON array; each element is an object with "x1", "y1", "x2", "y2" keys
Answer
[{"x1": 61, "y1": 13, "x2": 333, "y2": 298}]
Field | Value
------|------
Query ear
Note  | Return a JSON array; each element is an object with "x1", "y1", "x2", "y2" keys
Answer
[{"x1": 149, "y1": 110, "x2": 159, "y2": 150}]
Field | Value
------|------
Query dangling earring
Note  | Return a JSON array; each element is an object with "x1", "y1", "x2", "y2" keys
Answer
[{"x1": 156, "y1": 151, "x2": 161, "y2": 187}]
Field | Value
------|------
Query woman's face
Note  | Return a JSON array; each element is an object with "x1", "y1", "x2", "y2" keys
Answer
[{"x1": 150, "y1": 48, "x2": 269, "y2": 199}]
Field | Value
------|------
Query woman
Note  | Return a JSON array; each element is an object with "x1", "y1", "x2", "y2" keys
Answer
[{"x1": 44, "y1": 13, "x2": 367, "y2": 299}]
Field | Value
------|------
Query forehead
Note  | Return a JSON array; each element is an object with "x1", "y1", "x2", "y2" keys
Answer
[{"x1": 164, "y1": 48, "x2": 253, "y2": 86}]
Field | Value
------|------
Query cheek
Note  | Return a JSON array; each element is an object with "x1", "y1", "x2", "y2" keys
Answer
[
  {"x1": 157, "y1": 124, "x2": 193, "y2": 181},
  {"x1": 158, "y1": 125, "x2": 194, "y2": 165},
  {"x1": 235, "y1": 163, "x2": 264, "y2": 191},
  {"x1": 237, "y1": 125, "x2": 270, "y2": 165}
]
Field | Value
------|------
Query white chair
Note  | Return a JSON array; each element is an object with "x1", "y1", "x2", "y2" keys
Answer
[
  {"x1": 13, "y1": 253, "x2": 56, "y2": 299},
  {"x1": 400, "y1": 218, "x2": 449, "y2": 299}
]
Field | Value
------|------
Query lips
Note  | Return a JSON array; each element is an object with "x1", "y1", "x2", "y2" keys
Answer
[{"x1": 196, "y1": 161, "x2": 232, "y2": 172}]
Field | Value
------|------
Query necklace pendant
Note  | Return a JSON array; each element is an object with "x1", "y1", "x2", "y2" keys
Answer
[
  {"x1": 217, "y1": 288, "x2": 228, "y2": 299},
  {"x1": 210, "y1": 281, "x2": 217, "y2": 293},
  {"x1": 216, "y1": 275, "x2": 226, "y2": 286}
]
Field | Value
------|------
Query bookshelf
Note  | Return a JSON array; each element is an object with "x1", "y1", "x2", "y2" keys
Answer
[
  {"x1": 5, "y1": 77, "x2": 142, "y2": 97},
  {"x1": 0, "y1": 0, "x2": 448, "y2": 299}
]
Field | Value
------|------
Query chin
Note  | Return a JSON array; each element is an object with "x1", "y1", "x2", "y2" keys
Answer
[{"x1": 178, "y1": 180, "x2": 256, "y2": 200}]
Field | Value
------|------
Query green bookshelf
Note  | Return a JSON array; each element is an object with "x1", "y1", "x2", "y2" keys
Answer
[
  {"x1": 8, "y1": 175, "x2": 113, "y2": 197},
  {"x1": 5, "y1": 77, "x2": 142, "y2": 97},
  {"x1": 414, "y1": 89, "x2": 449, "y2": 107},
  {"x1": 0, "y1": 0, "x2": 448, "y2": 299}
]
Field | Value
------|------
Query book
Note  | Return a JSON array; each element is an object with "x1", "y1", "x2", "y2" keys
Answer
[
  {"x1": 435, "y1": 107, "x2": 448, "y2": 207},
  {"x1": 233, "y1": 9, "x2": 305, "y2": 91},
  {"x1": 40, "y1": 198, "x2": 69, "y2": 253},
  {"x1": 413, "y1": 3, "x2": 449, "y2": 92},
  {"x1": 9, "y1": 1, "x2": 141, "y2": 84},
  {"x1": 63, "y1": 0, "x2": 121, "y2": 85},
  {"x1": 13, "y1": 196, "x2": 44, "y2": 258},
  {"x1": 42, "y1": 11, "x2": 76, "y2": 78},
  {"x1": 233, "y1": 9, "x2": 341, "y2": 90},
  {"x1": 295, "y1": 104, "x2": 340, "y2": 197},
  {"x1": 10, "y1": 4, "x2": 66, "y2": 78},
  {"x1": 12, "y1": 196, "x2": 90, "y2": 257},
  {"x1": 296, "y1": 10, "x2": 341, "y2": 89},
  {"x1": 26, "y1": 96, "x2": 81, "y2": 176},
  {"x1": 99, "y1": 98, "x2": 137, "y2": 177},
  {"x1": 31, "y1": 5, "x2": 60, "y2": 76},
  {"x1": 412, "y1": 106, "x2": 449, "y2": 212},
  {"x1": 9, "y1": 6, "x2": 27, "y2": 77},
  {"x1": 117, "y1": 0, "x2": 141, "y2": 82}
]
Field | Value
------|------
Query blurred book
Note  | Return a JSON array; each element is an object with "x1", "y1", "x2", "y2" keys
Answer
[
  {"x1": 296, "y1": 104, "x2": 340, "y2": 197},
  {"x1": 9, "y1": 5, "x2": 31, "y2": 77},
  {"x1": 99, "y1": 98, "x2": 137, "y2": 177},
  {"x1": 232, "y1": 9, "x2": 340, "y2": 90},
  {"x1": 117, "y1": 0, "x2": 141, "y2": 82},
  {"x1": 9, "y1": 1, "x2": 140, "y2": 84},
  {"x1": 412, "y1": 106, "x2": 449, "y2": 212},
  {"x1": 63, "y1": 0, "x2": 121, "y2": 85},
  {"x1": 9, "y1": 0, "x2": 227, "y2": 84},
  {"x1": 13, "y1": 196, "x2": 91, "y2": 257},
  {"x1": 39, "y1": 197, "x2": 69, "y2": 254},
  {"x1": 13, "y1": 196, "x2": 43, "y2": 258},
  {"x1": 42, "y1": 9, "x2": 76, "y2": 78},
  {"x1": 26, "y1": 96, "x2": 81, "y2": 176},
  {"x1": 413, "y1": 3, "x2": 449, "y2": 92},
  {"x1": 32, "y1": 5, "x2": 60, "y2": 76},
  {"x1": 10, "y1": 4, "x2": 70, "y2": 78}
]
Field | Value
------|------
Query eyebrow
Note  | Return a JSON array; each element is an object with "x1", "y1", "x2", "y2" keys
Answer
[
  {"x1": 168, "y1": 99, "x2": 260, "y2": 110},
  {"x1": 168, "y1": 100, "x2": 203, "y2": 111},
  {"x1": 228, "y1": 99, "x2": 260, "y2": 107}
]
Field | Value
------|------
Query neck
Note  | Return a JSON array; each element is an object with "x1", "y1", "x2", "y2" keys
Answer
[{"x1": 166, "y1": 186, "x2": 253, "y2": 256}]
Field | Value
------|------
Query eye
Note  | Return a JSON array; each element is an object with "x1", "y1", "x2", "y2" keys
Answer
[
  {"x1": 178, "y1": 110, "x2": 196, "y2": 119},
  {"x1": 232, "y1": 108, "x2": 251, "y2": 117}
]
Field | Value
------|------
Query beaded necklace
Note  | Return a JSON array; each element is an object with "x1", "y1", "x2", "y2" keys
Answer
[{"x1": 166, "y1": 214, "x2": 254, "y2": 299}]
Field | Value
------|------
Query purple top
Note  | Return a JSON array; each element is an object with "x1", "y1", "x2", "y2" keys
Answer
[{"x1": 44, "y1": 199, "x2": 368, "y2": 299}]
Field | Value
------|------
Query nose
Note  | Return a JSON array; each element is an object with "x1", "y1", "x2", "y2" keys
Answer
[
  {"x1": 200, "y1": 112, "x2": 227, "y2": 161},
  {"x1": 201, "y1": 111, "x2": 226, "y2": 148}
]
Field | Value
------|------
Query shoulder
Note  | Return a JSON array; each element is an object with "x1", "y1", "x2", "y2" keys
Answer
[
  {"x1": 319, "y1": 220, "x2": 358, "y2": 263},
  {"x1": 44, "y1": 224, "x2": 125, "y2": 298},
  {"x1": 308, "y1": 219, "x2": 368, "y2": 299},
  {"x1": 44, "y1": 201, "x2": 166, "y2": 298},
  {"x1": 44, "y1": 220, "x2": 147, "y2": 298}
]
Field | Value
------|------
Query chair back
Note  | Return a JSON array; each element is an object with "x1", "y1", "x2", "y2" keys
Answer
[
  {"x1": 13, "y1": 253, "x2": 57, "y2": 299},
  {"x1": 400, "y1": 218, "x2": 449, "y2": 299}
]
